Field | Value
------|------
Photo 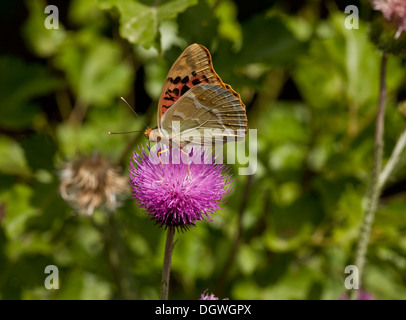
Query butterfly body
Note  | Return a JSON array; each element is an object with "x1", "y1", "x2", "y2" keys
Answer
[{"x1": 145, "y1": 44, "x2": 247, "y2": 148}]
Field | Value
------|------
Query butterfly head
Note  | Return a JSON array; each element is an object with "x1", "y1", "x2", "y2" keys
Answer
[
  {"x1": 144, "y1": 127, "x2": 161, "y2": 142},
  {"x1": 144, "y1": 128, "x2": 153, "y2": 140}
]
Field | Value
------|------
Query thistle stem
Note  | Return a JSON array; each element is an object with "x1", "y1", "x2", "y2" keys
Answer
[
  {"x1": 160, "y1": 226, "x2": 175, "y2": 300},
  {"x1": 350, "y1": 53, "x2": 387, "y2": 299}
]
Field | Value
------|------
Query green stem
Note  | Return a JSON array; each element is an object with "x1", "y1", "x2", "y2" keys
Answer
[
  {"x1": 350, "y1": 53, "x2": 387, "y2": 299},
  {"x1": 160, "y1": 226, "x2": 175, "y2": 300}
]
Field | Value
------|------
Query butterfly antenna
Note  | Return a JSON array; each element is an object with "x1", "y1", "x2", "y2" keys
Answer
[
  {"x1": 120, "y1": 97, "x2": 150, "y2": 129},
  {"x1": 108, "y1": 130, "x2": 144, "y2": 135}
]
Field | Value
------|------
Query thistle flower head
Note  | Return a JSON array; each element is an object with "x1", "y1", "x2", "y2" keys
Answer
[
  {"x1": 60, "y1": 152, "x2": 130, "y2": 216},
  {"x1": 371, "y1": 0, "x2": 406, "y2": 37},
  {"x1": 129, "y1": 145, "x2": 232, "y2": 230},
  {"x1": 199, "y1": 289, "x2": 228, "y2": 300},
  {"x1": 199, "y1": 289, "x2": 219, "y2": 300},
  {"x1": 340, "y1": 290, "x2": 376, "y2": 300},
  {"x1": 357, "y1": 291, "x2": 376, "y2": 300}
]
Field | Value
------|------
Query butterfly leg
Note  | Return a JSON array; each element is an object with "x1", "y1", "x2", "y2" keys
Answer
[
  {"x1": 158, "y1": 148, "x2": 169, "y2": 183},
  {"x1": 158, "y1": 148, "x2": 169, "y2": 168},
  {"x1": 180, "y1": 148, "x2": 192, "y2": 181},
  {"x1": 157, "y1": 148, "x2": 192, "y2": 181}
]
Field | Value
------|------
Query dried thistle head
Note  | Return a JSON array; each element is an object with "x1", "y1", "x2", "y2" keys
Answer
[{"x1": 60, "y1": 152, "x2": 130, "y2": 216}]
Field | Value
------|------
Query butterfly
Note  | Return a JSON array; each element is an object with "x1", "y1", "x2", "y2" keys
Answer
[{"x1": 144, "y1": 43, "x2": 247, "y2": 149}]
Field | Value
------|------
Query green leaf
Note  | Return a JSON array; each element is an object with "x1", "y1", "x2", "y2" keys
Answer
[
  {"x1": 214, "y1": 0, "x2": 242, "y2": 48},
  {"x1": 216, "y1": 14, "x2": 307, "y2": 68},
  {"x1": 97, "y1": 0, "x2": 198, "y2": 48},
  {"x1": 237, "y1": 244, "x2": 258, "y2": 275},
  {"x1": 68, "y1": 0, "x2": 107, "y2": 26},
  {"x1": 56, "y1": 105, "x2": 144, "y2": 157},
  {"x1": 22, "y1": 0, "x2": 67, "y2": 57},
  {"x1": 332, "y1": 185, "x2": 364, "y2": 245},
  {"x1": 294, "y1": 12, "x2": 403, "y2": 111},
  {"x1": 53, "y1": 31, "x2": 133, "y2": 106},
  {"x1": 20, "y1": 134, "x2": 57, "y2": 172},
  {"x1": 0, "y1": 184, "x2": 37, "y2": 241},
  {"x1": 177, "y1": 0, "x2": 218, "y2": 47},
  {"x1": 0, "y1": 56, "x2": 62, "y2": 129},
  {"x1": 0, "y1": 254, "x2": 54, "y2": 299},
  {"x1": 0, "y1": 135, "x2": 31, "y2": 176},
  {"x1": 25, "y1": 179, "x2": 70, "y2": 233}
]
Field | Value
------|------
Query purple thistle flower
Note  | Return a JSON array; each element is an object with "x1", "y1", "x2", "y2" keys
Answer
[
  {"x1": 357, "y1": 291, "x2": 376, "y2": 300},
  {"x1": 371, "y1": 0, "x2": 406, "y2": 38},
  {"x1": 199, "y1": 289, "x2": 219, "y2": 300},
  {"x1": 340, "y1": 290, "x2": 376, "y2": 300},
  {"x1": 199, "y1": 289, "x2": 228, "y2": 300},
  {"x1": 129, "y1": 145, "x2": 232, "y2": 230}
]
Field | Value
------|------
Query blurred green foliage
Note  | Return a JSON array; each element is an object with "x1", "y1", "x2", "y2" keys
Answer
[{"x1": 1, "y1": 0, "x2": 406, "y2": 300}]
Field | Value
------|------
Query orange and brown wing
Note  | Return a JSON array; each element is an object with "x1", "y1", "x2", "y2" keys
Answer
[{"x1": 157, "y1": 43, "x2": 244, "y2": 127}]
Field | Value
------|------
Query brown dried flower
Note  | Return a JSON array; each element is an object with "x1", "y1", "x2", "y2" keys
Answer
[{"x1": 60, "y1": 152, "x2": 130, "y2": 216}]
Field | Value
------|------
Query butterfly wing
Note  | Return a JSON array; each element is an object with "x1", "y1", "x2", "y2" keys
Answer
[
  {"x1": 157, "y1": 43, "x2": 244, "y2": 129},
  {"x1": 160, "y1": 83, "x2": 247, "y2": 146}
]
